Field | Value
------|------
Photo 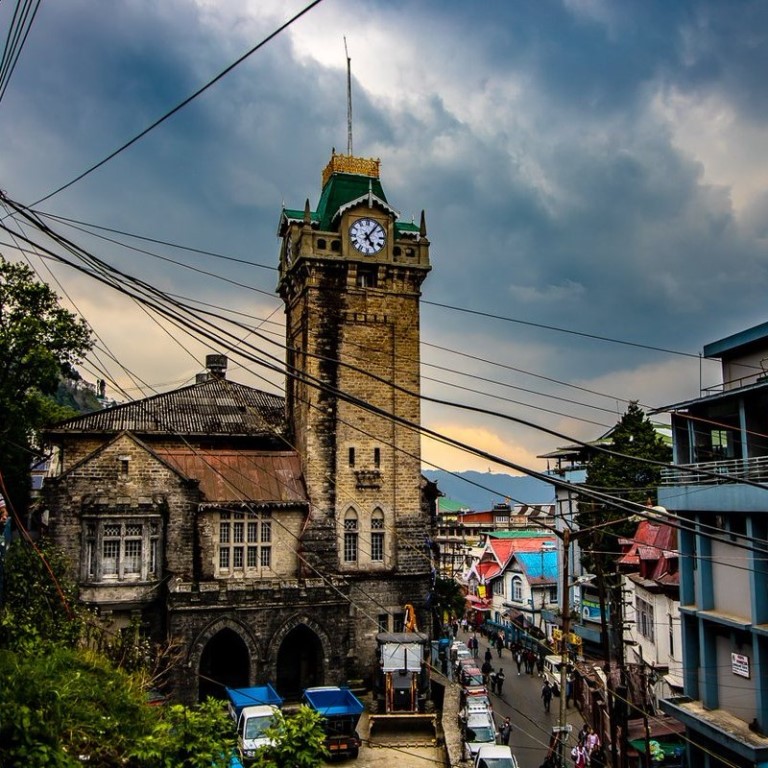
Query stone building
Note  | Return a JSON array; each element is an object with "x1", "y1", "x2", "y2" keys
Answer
[{"x1": 42, "y1": 152, "x2": 435, "y2": 703}]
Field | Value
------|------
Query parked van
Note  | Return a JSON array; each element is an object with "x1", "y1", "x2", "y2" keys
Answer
[{"x1": 542, "y1": 655, "x2": 563, "y2": 696}]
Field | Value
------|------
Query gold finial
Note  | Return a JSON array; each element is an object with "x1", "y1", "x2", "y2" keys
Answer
[{"x1": 321, "y1": 153, "x2": 380, "y2": 187}]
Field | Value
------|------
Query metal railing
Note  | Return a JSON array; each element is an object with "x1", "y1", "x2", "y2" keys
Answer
[{"x1": 661, "y1": 455, "x2": 768, "y2": 485}]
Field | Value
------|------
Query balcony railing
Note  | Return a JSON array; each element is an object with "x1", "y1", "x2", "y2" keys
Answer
[{"x1": 661, "y1": 455, "x2": 768, "y2": 485}]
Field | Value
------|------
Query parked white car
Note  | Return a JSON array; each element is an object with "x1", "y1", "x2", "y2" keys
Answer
[
  {"x1": 462, "y1": 710, "x2": 497, "y2": 762},
  {"x1": 473, "y1": 744, "x2": 519, "y2": 768}
]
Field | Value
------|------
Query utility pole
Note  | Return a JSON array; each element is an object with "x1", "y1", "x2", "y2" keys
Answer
[
  {"x1": 596, "y1": 557, "x2": 618, "y2": 768},
  {"x1": 555, "y1": 528, "x2": 572, "y2": 768}
]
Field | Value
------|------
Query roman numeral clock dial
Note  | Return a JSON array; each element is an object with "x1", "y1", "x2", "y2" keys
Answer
[{"x1": 349, "y1": 217, "x2": 386, "y2": 255}]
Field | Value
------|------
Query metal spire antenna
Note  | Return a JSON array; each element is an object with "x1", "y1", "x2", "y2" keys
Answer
[{"x1": 344, "y1": 37, "x2": 353, "y2": 155}]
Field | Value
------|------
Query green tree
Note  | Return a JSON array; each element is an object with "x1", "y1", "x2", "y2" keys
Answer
[
  {"x1": 577, "y1": 401, "x2": 671, "y2": 558},
  {"x1": 0, "y1": 256, "x2": 93, "y2": 513},
  {"x1": 0, "y1": 644, "x2": 155, "y2": 767},
  {"x1": 0, "y1": 643, "x2": 237, "y2": 768},
  {"x1": 0, "y1": 538, "x2": 82, "y2": 649},
  {"x1": 430, "y1": 575, "x2": 468, "y2": 629},
  {"x1": 132, "y1": 698, "x2": 236, "y2": 768},
  {"x1": 253, "y1": 706, "x2": 329, "y2": 768}
]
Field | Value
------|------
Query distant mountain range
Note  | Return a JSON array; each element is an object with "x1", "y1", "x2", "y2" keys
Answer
[{"x1": 422, "y1": 470, "x2": 555, "y2": 510}]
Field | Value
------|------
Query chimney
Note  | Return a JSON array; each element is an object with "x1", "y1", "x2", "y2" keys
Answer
[{"x1": 206, "y1": 354, "x2": 227, "y2": 379}]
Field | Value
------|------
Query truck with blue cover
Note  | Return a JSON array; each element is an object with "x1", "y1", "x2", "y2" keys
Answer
[
  {"x1": 226, "y1": 684, "x2": 283, "y2": 763},
  {"x1": 302, "y1": 685, "x2": 364, "y2": 759}
]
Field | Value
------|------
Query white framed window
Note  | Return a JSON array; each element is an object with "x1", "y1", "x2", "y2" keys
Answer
[
  {"x1": 344, "y1": 509, "x2": 359, "y2": 563},
  {"x1": 511, "y1": 576, "x2": 523, "y2": 602},
  {"x1": 371, "y1": 509, "x2": 384, "y2": 562},
  {"x1": 83, "y1": 518, "x2": 160, "y2": 582},
  {"x1": 493, "y1": 579, "x2": 504, "y2": 597},
  {"x1": 636, "y1": 596, "x2": 655, "y2": 642},
  {"x1": 217, "y1": 510, "x2": 273, "y2": 575}
]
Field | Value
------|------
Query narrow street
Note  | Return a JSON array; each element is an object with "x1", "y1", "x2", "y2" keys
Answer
[{"x1": 457, "y1": 628, "x2": 584, "y2": 768}]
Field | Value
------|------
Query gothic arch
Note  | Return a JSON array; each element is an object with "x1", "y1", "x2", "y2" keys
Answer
[
  {"x1": 188, "y1": 616, "x2": 262, "y2": 702},
  {"x1": 270, "y1": 614, "x2": 334, "y2": 699}
]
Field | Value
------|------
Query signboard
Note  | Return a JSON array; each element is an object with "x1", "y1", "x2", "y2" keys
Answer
[
  {"x1": 732, "y1": 653, "x2": 751, "y2": 679},
  {"x1": 581, "y1": 599, "x2": 603, "y2": 622}
]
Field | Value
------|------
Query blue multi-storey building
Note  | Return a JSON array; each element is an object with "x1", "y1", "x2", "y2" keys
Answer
[{"x1": 659, "y1": 321, "x2": 768, "y2": 767}]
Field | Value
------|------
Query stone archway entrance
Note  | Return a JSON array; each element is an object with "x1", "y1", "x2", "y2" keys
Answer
[
  {"x1": 276, "y1": 624, "x2": 324, "y2": 699},
  {"x1": 199, "y1": 627, "x2": 250, "y2": 702}
]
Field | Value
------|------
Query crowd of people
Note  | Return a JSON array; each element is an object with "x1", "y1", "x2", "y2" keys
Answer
[{"x1": 450, "y1": 619, "x2": 608, "y2": 768}]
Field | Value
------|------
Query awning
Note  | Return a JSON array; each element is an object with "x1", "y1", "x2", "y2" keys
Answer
[{"x1": 466, "y1": 595, "x2": 491, "y2": 611}]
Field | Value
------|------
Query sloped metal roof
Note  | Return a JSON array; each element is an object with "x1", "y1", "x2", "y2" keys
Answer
[
  {"x1": 47, "y1": 378, "x2": 286, "y2": 437},
  {"x1": 157, "y1": 449, "x2": 306, "y2": 505}
]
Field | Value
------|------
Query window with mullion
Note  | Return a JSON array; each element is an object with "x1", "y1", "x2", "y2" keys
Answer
[
  {"x1": 217, "y1": 510, "x2": 274, "y2": 575},
  {"x1": 85, "y1": 518, "x2": 160, "y2": 582},
  {"x1": 343, "y1": 511, "x2": 358, "y2": 563}
]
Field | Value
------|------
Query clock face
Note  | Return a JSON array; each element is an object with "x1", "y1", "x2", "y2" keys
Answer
[{"x1": 350, "y1": 218, "x2": 386, "y2": 255}]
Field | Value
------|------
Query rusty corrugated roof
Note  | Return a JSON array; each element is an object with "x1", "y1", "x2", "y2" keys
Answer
[
  {"x1": 157, "y1": 449, "x2": 307, "y2": 504},
  {"x1": 47, "y1": 378, "x2": 286, "y2": 437}
]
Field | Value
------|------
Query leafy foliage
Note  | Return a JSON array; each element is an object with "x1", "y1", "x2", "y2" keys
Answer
[
  {"x1": 430, "y1": 575, "x2": 468, "y2": 626},
  {"x1": 0, "y1": 256, "x2": 93, "y2": 512},
  {"x1": 253, "y1": 706, "x2": 329, "y2": 768},
  {"x1": 0, "y1": 643, "x2": 238, "y2": 768},
  {"x1": 132, "y1": 698, "x2": 236, "y2": 768},
  {"x1": 0, "y1": 538, "x2": 82, "y2": 650},
  {"x1": 0, "y1": 644, "x2": 155, "y2": 767}
]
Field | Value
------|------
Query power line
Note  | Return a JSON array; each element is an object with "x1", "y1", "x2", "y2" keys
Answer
[
  {"x1": 0, "y1": 0, "x2": 43, "y2": 105},
  {"x1": 29, "y1": 0, "x2": 326, "y2": 206}
]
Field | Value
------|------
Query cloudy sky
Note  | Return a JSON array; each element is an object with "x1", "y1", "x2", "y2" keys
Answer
[{"x1": 2, "y1": 0, "x2": 767, "y2": 481}]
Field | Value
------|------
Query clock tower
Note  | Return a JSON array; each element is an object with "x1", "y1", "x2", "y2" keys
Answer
[{"x1": 277, "y1": 151, "x2": 432, "y2": 647}]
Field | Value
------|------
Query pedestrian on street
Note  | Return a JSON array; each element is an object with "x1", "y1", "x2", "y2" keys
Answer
[
  {"x1": 484, "y1": 647, "x2": 493, "y2": 665},
  {"x1": 515, "y1": 649, "x2": 523, "y2": 675},
  {"x1": 489, "y1": 668, "x2": 497, "y2": 694},
  {"x1": 585, "y1": 726, "x2": 601, "y2": 761},
  {"x1": 481, "y1": 659, "x2": 493, "y2": 686},
  {"x1": 499, "y1": 716, "x2": 512, "y2": 746},
  {"x1": 541, "y1": 679, "x2": 553, "y2": 713},
  {"x1": 495, "y1": 632, "x2": 504, "y2": 657},
  {"x1": 570, "y1": 743, "x2": 588, "y2": 768},
  {"x1": 526, "y1": 649, "x2": 536, "y2": 675},
  {"x1": 468, "y1": 634, "x2": 478, "y2": 658},
  {"x1": 495, "y1": 668, "x2": 505, "y2": 696}
]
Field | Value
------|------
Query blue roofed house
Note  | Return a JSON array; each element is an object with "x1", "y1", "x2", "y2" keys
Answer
[
  {"x1": 467, "y1": 532, "x2": 558, "y2": 642},
  {"x1": 657, "y1": 320, "x2": 768, "y2": 768}
]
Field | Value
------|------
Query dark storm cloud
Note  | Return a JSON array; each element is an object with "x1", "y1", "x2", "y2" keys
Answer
[{"x1": 1, "y1": 0, "x2": 767, "y2": 468}]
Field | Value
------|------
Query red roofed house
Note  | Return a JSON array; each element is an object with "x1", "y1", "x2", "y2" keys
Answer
[
  {"x1": 466, "y1": 531, "x2": 558, "y2": 640},
  {"x1": 618, "y1": 514, "x2": 682, "y2": 705}
]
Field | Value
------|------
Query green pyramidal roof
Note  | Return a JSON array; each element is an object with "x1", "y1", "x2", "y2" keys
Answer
[
  {"x1": 315, "y1": 172, "x2": 389, "y2": 230},
  {"x1": 281, "y1": 154, "x2": 404, "y2": 235}
]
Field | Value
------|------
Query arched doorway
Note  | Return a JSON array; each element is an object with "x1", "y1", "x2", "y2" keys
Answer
[
  {"x1": 199, "y1": 627, "x2": 250, "y2": 702},
  {"x1": 276, "y1": 624, "x2": 324, "y2": 699}
]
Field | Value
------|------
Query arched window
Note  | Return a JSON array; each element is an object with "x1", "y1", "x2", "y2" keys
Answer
[
  {"x1": 511, "y1": 576, "x2": 523, "y2": 602},
  {"x1": 371, "y1": 508, "x2": 385, "y2": 562},
  {"x1": 343, "y1": 509, "x2": 358, "y2": 563}
]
